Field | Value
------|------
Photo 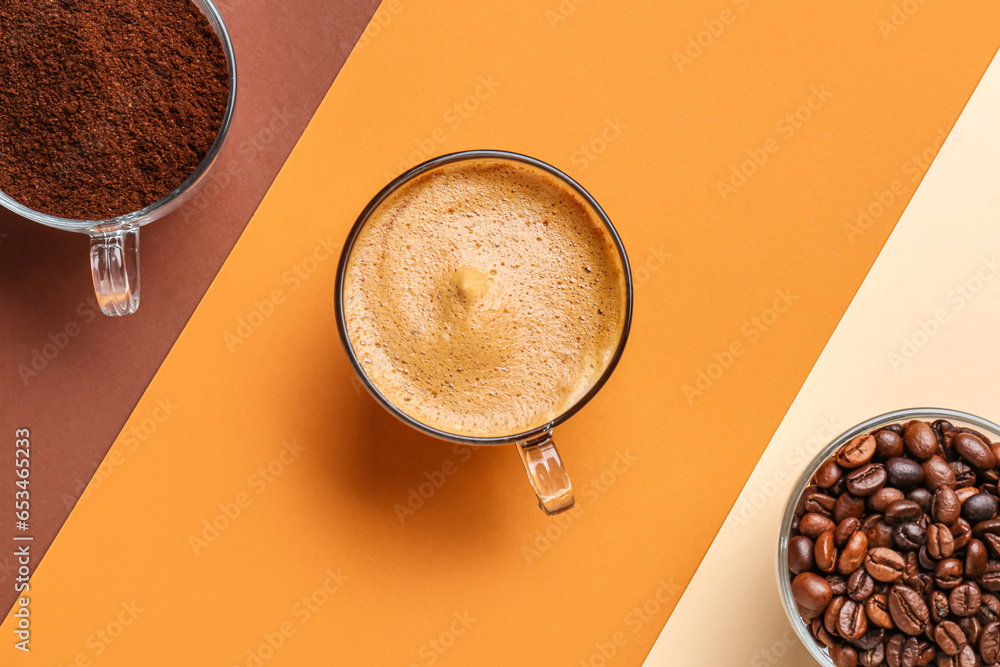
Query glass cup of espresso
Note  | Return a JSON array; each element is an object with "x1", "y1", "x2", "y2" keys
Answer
[
  {"x1": 0, "y1": 0, "x2": 237, "y2": 317},
  {"x1": 335, "y1": 150, "x2": 633, "y2": 515}
]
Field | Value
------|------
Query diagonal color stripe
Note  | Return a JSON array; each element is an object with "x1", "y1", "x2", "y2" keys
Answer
[
  {"x1": 645, "y1": 49, "x2": 1000, "y2": 666},
  {"x1": 2, "y1": 1, "x2": 999, "y2": 664}
]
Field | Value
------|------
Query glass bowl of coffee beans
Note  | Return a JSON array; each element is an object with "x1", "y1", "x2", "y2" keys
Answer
[{"x1": 779, "y1": 408, "x2": 1000, "y2": 667}]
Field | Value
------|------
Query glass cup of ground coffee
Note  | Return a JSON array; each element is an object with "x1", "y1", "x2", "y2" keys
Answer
[
  {"x1": 336, "y1": 151, "x2": 633, "y2": 515},
  {"x1": 0, "y1": 0, "x2": 237, "y2": 316},
  {"x1": 778, "y1": 408, "x2": 1000, "y2": 667}
]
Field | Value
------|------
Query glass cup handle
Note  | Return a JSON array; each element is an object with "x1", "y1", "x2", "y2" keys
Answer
[
  {"x1": 89, "y1": 228, "x2": 140, "y2": 317},
  {"x1": 517, "y1": 432, "x2": 575, "y2": 515}
]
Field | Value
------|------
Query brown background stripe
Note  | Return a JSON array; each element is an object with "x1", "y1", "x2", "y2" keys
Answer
[{"x1": 0, "y1": 0, "x2": 381, "y2": 617}]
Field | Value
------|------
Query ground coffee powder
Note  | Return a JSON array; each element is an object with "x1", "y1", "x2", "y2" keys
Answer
[{"x1": 0, "y1": 0, "x2": 230, "y2": 220}]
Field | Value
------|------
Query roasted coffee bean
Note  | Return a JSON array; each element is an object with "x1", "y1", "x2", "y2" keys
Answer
[
  {"x1": 855, "y1": 626, "x2": 885, "y2": 651},
  {"x1": 908, "y1": 488, "x2": 932, "y2": 513},
  {"x1": 923, "y1": 455, "x2": 957, "y2": 490},
  {"x1": 831, "y1": 643, "x2": 859, "y2": 667},
  {"x1": 788, "y1": 535, "x2": 815, "y2": 574},
  {"x1": 839, "y1": 434, "x2": 878, "y2": 468},
  {"x1": 886, "y1": 633, "x2": 905, "y2": 667},
  {"x1": 904, "y1": 421, "x2": 938, "y2": 461},
  {"x1": 904, "y1": 551, "x2": 920, "y2": 579},
  {"x1": 953, "y1": 518, "x2": 974, "y2": 551},
  {"x1": 848, "y1": 463, "x2": 888, "y2": 497},
  {"x1": 886, "y1": 457, "x2": 926, "y2": 491},
  {"x1": 985, "y1": 534, "x2": 1000, "y2": 561},
  {"x1": 958, "y1": 615, "x2": 982, "y2": 645},
  {"x1": 866, "y1": 548, "x2": 906, "y2": 582},
  {"x1": 889, "y1": 585, "x2": 930, "y2": 635},
  {"x1": 827, "y1": 595, "x2": 848, "y2": 635},
  {"x1": 868, "y1": 593, "x2": 894, "y2": 629},
  {"x1": 849, "y1": 568, "x2": 876, "y2": 602},
  {"x1": 952, "y1": 460, "x2": 978, "y2": 489},
  {"x1": 935, "y1": 420, "x2": 958, "y2": 447},
  {"x1": 958, "y1": 487, "x2": 981, "y2": 505},
  {"x1": 839, "y1": 599, "x2": 869, "y2": 640},
  {"x1": 829, "y1": 574, "x2": 849, "y2": 596},
  {"x1": 904, "y1": 573, "x2": 933, "y2": 598},
  {"x1": 981, "y1": 621, "x2": 1000, "y2": 663},
  {"x1": 933, "y1": 487, "x2": 963, "y2": 525},
  {"x1": 893, "y1": 523, "x2": 927, "y2": 552},
  {"x1": 931, "y1": 590, "x2": 951, "y2": 623},
  {"x1": 817, "y1": 459, "x2": 844, "y2": 488},
  {"x1": 928, "y1": 523, "x2": 957, "y2": 559},
  {"x1": 936, "y1": 620, "x2": 968, "y2": 655},
  {"x1": 817, "y1": 530, "x2": 839, "y2": 573},
  {"x1": 811, "y1": 617, "x2": 836, "y2": 648},
  {"x1": 980, "y1": 561, "x2": 1000, "y2": 593},
  {"x1": 967, "y1": 493, "x2": 1000, "y2": 524},
  {"x1": 937, "y1": 558, "x2": 965, "y2": 589},
  {"x1": 840, "y1": 531, "x2": 870, "y2": 575},
  {"x1": 838, "y1": 518, "x2": 864, "y2": 546},
  {"x1": 952, "y1": 581, "x2": 984, "y2": 617},
  {"x1": 793, "y1": 572, "x2": 833, "y2": 619},
  {"x1": 868, "y1": 519, "x2": 896, "y2": 549},
  {"x1": 837, "y1": 493, "x2": 869, "y2": 524},
  {"x1": 868, "y1": 548, "x2": 907, "y2": 582},
  {"x1": 875, "y1": 429, "x2": 906, "y2": 460},
  {"x1": 806, "y1": 492, "x2": 838, "y2": 516},
  {"x1": 886, "y1": 500, "x2": 925, "y2": 525},
  {"x1": 918, "y1": 546, "x2": 936, "y2": 571},
  {"x1": 858, "y1": 643, "x2": 884, "y2": 667},
  {"x1": 980, "y1": 594, "x2": 1000, "y2": 624},
  {"x1": 974, "y1": 519, "x2": 1000, "y2": 538},
  {"x1": 800, "y1": 512, "x2": 837, "y2": 539},
  {"x1": 956, "y1": 644, "x2": 978, "y2": 667},
  {"x1": 968, "y1": 540, "x2": 990, "y2": 578},
  {"x1": 956, "y1": 432, "x2": 997, "y2": 470}
]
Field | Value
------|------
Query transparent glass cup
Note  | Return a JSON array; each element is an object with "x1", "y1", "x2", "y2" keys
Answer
[
  {"x1": 777, "y1": 407, "x2": 1000, "y2": 666},
  {"x1": 335, "y1": 150, "x2": 633, "y2": 515},
  {"x1": 0, "y1": 0, "x2": 237, "y2": 317}
]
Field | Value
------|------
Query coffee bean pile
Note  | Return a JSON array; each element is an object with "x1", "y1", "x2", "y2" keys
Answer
[{"x1": 789, "y1": 420, "x2": 1000, "y2": 667}]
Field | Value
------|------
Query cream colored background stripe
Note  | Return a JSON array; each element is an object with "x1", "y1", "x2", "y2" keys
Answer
[{"x1": 644, "y1": 51, "x2": 1000, "y2": 666}]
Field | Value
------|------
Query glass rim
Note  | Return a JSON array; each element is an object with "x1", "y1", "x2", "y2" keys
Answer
[
  {"x1": 334, "y1": 149, "x2": 634, "y2": 446},
  {"x1": 776, "y1": 407, "x2": 1000, "y2": 666},
  {"x1": 0, "y1": 0, "x2": 238, "y2": 233}
]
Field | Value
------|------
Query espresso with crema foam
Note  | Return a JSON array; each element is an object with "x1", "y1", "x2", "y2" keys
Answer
[{"x1": 343, "y1": 159, "x2": 628, "y2": 438}]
